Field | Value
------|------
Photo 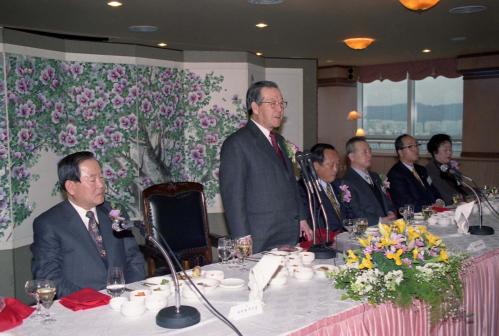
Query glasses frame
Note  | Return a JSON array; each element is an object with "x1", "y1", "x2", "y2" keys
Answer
[
  {"x1": 258, "y1": 100, "x2": 288, "y2": 109},
  {"x1": 400, "y1": 143, "x2": 421, "y2": 150}
]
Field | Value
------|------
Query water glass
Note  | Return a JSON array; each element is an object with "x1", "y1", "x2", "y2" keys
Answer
[
  {"x1": 236, "y1": 238, "x2": 252, "y2": 271},
  {"x1": 422, "y1": 205, "x2": 433, "y2": 221},
  {"x1": 217, "y1": 237, "x2": 232, "y2": 264},
  {"x1": 37, "y1": 279, "x2": 56, "y2": 324},
  {"x1": 342, "y1": 219, "x2": 355, "y2": 238},
  {"x1": 353, "y1": 218, "x2": 368, "y2": 237},
  {"x1": 106, "y1": 267, "x2": 125, "y2": 297},
  {"x1": 399, "y1": 204, "x2": 414, "y2": 223},
  {"x1": 25, "y1": 280, "x2": 44, "y2": 320}
]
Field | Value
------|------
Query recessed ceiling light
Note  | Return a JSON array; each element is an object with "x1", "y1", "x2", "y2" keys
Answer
[
  {"x1": 107, "y1": 1, "x2": 122, "y2": 7},
  {"x1": 449, "y1": 5, "x2": 487, "y2": 14},
  {"x1": 248, "y1": 0, "x2": 283, "y2": 4},
  {"x1": 128, "y1": 25, "x2": 158, "y2": 33},
  {"x1": 422, "y1": 49, "x2": 431, "y2": 53},
  {"x1": 256, "y1": 52, "x2": 263, "y2": 56},
  {"x1": 255, "y1": 23, "x2": 268, "y2": 28},
  {"x1": 157, "y1": 42, "x2": 167, "y2": 47}
]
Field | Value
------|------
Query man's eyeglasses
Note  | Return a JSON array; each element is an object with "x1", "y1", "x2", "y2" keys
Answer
[
  {"x1": 259, "y1": 100, "x2": 288, "y2": 109},
  {"x1": 400, "y1": 143, "x2": 421, "y2": 150}
]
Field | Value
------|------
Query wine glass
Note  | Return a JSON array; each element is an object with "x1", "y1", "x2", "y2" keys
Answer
[
  {"x1": 422, "y1": 205, "x2": 433, "y2": 221},
  {"x1": 217, "y1": 237, "x2": 231, "y2": 264},
  {"x1": 37, "y1": 279, "x2": 56, "y2": 324},
  {"x1": 106, "y1": 267, "x2": 125, "y2": 297},
  {"x1": 353, "y1": 218, "x2": 368, "y2": 237},
  {"x1": 236, "y1": 238, "x2": 252, "y2": 271},
  {"x1": 399, "y1": 204, "x2": 414, "y2": 224},
  {"x1": 25, "y1": 280, "x2": 44, "y2": 320},
  {"x1": 342, "y1": 219, "x2": 355, "y2": 238}
]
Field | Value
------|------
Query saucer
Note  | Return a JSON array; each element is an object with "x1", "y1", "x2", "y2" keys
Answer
[{"x1": 219, "y1": 278, "x2": 245, "y2": 289}]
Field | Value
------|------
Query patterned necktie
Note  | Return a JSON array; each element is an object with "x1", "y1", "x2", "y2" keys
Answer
[
  {"x1": 411, "y1": 167, "x2": 425, "y2": 187},
  {"x1": 86, "y1": 211, "x2": 107, "y2": 259},
  {"x1": 365, "y1": 174, "x2": 373, "y2": 186},
  {"x1": 325, "y1": 184, "x2": 342, "y2": 220},
  {"x1": 269, "y1": 131, "x2": 285, "y2": 163}
]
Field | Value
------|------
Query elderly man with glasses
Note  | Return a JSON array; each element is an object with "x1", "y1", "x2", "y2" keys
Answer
[{"x1": 387, "y1": 134, "x2": 441, "y2": 212}]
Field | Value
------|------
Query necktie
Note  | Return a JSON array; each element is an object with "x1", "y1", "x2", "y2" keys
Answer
[
  {"x1": 411, "y1": 168, "x2": 425, "y2": 187},
  {"x1": 86, "y1": 211, "x2": 107, "y2": 259},
  {"x1": 269, "y1": 131, "x2": 285, "y2": 163},
  {"x1": 365, "y1": 174, "x2": 373, "y2": 186},
  {"x1": 325, "y1": 184, "x2": 342, "y2": 220}
]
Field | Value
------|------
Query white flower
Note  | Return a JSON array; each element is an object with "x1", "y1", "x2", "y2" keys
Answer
[{"x1": 384, "y1": 270, "x2": 403, "y2": 290}]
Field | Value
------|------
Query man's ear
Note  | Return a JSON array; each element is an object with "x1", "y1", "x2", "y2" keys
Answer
[
  {"x1": 65, "y1": 180, "x2": 76, "y2": 196},
  {"x1": 251, "y1": 101, "x2": 259, "y2": 116}
]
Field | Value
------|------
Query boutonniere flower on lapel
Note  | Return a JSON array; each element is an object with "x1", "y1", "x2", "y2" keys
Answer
[
  {"x1": 109, "y1": 208, "x2": 124, "y2": 223},
  {"x1": 449, "y1": 160, "x2": 459, "y2": 170},
  {"x1": 379, "y1": 174, "x2": 390, "y2": 193},
  {"x1": 339, "y1": 184, "x2": 352, "y2": 203},
  {"x1": 284, "y1": 139, "x2": 299, "y2": 163}
]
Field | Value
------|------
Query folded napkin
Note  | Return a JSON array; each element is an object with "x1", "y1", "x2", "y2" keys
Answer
[
  {"x1": 0, "y1": 297, "x2": 34, "y2": 332},
  {"x1": 60, "y1": 288, "x2": 111, "y2": 311},
  {"x1": 299, "y1": 228, "x2": 338, "y2": 250},
  {"x1": 454, "y1": 201, "x2": 475, "y2": 234},
  {"x1": 248, "y1": 255, "x2": 283, "y2": 302}
]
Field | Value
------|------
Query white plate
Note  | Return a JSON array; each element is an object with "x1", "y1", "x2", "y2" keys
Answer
[{"x1": 219, "y1": 278, "x2": 245, "y2": 289}]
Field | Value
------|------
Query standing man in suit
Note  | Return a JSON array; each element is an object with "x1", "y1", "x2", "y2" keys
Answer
[
  {"x1": 342, "y1": 137, "x2": 396, "y2": 226},
  {"x1": 219, "y1": 80, "x2": 312, "y2": 253},
  {"x1": 299, "y1": 143, "x2": 347, "y2": 232},
  {"x1": 387, "y1": 134, "x2": 441, "y2": 212},
  {"x1": 31, "y1": 151, "x2": 145, "y2": 297}
]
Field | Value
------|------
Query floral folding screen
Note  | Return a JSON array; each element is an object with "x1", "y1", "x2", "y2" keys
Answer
[{"x1": 0, "y1": 52, "x2": 247, "y2": 241}]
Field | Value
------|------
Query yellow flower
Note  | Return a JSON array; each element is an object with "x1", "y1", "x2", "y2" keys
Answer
[
  {"x1": 412, "y1": 247, "x2": 419, "y2": 260},
  {"x1": 407, "y1": 226, "x2": 420, "y2": 242},
  {"x1": 425, "y1": 232, "x2": 442, "y2": 247},
  {"x1": 358, "y1": 235, "x2": 372, "y2": 248},
  {"x1": 378, "y1": 223, "x2": 392, "y2": 237},
  {"x1": 359, "y1": 253, "x2": 373, "y2": 269},
  {"x1": 346, "y1": 249, "x2": 359, "y2": 265},
  {"x1": 439, "y1": 249, "x2": 448, "y2": 263},
  {"x1": 392, "y1": 219, "x2": 406, "y2": 234},
  {"x1": 417, "y1": 225, "x2": 427, "y2": 234},
  {"x1": 387, "y1": 248, "x2": 404, "y2": 266}
]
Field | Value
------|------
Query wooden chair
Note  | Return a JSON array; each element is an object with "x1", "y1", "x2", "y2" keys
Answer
[{"x1": 142, "y1": 182, "x2": 219, "y2": 276}]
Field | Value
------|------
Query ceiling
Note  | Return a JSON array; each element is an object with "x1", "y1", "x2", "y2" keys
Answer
[{"x1": 0, "y1": 0, "x2": 498, "y2": 67}]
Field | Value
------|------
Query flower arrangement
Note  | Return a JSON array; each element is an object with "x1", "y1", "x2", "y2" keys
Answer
[
  {"x1": 284, "y1": 139, "x2": 301, "y2": 177},
  {"x1": 339, "y1": 184, "x2": 352, "y2": 203},
  {"x1": 379, "y1": 174, "x2": 390, "y2": 193},
  {"x1": 328, "y1": 220, "x2": 468, "y2": 324}
]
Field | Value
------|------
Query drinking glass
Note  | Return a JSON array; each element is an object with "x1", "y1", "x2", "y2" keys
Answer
[
  {"x1": 399, "y1": 204, "x2": 414, "y2": 224},
  {"x1": 217, "y1": 237, "x2": 232, "y2": 264},
  {"x1": 226, "y1": 239, "x2": 238, "y2": 269},
  {"x1": 353, "y1": 218, "x2": 368, "y2": 237},
  {"x1": 452, "y1": 193, "x2": 463, "y2": 206},
  {"x1": 342, "y1": 219, "x2": 355, "y2": 238},
  {"x1": 37, "y1": 279, "x2": 56, "y2": 324},
  {"x1": 422, "y1": 205, "x2": 433, "y2": 221},
  {"x1": 25, "y1": 280, "x2": 44, "y2": 320},
  {"x1": 106, "y1": 267, "x2": 125, "y2": 297},
  {"x1": 236, "y1": 238, "x2": 252, "y2": 271}
]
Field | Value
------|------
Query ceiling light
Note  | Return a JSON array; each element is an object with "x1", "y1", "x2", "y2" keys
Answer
[
  {"x1": 343, "y1": 38, "x2": 374, "y2": 50},
  {"x1": 128, "y1": 25, "x2": 158, "y2": 33},
  {"x1": 422, "y1": 49, "x2": 431, "y2": 53},
  {"x1": 325, "y1": 59, "x2": 334, "y2": 63},
  {"x1": 107, "y1": 1, "x2": 122, "y2": 7},
  {"x1": 255, "y1": 23, "x2": 268, "y2": 28},
  {"x1": 451, "y1": 36, "x2": 467, "y2": 42},
  {"x1": 355, "y1": 128, "x2": 366, "y2": 137},
  {"x1": 449, "y1": 5, "x2": 487, "y2": 14},
  {"x1": 248, "y1": 0, "x2": 283, "y2": 4},
  {"x1": 399, "y1": 0, "x2": 439, "y2": 11},
  {"x1": 347, "y1": 111, "x2": 361, "y2": 121},
  {"x1": 157, "y1": 42, "x2": 167, "y2": 47},
  {"x1": 255, "y1": 52, "x2": 263, "y2": 56}
]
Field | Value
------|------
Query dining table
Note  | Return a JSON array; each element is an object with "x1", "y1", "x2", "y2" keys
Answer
[{"x1": 8, "y1": 201, "x2": 499, "y2": 336}]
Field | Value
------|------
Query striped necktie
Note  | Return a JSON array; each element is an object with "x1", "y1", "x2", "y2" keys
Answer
[
  {"x1": 86, "y1": 211, "x2": 107, "y2": 259},
  {"x1": 325, "y1": 184, "x2": 342, "y2": 220},
  {"x1": 411, "y1": 167, "x2": 425, "y2": 187}
]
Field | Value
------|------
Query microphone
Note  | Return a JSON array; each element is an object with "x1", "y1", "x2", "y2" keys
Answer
[
  {"x1": 111, "y1": 218, "x2": 146, "y2": 236},
  {"x1": 295, "y1": 150, "x2": 311, "y2": 162},
  {"x1": 440, "y1": 164, "x2": 472, "y2": 182}
]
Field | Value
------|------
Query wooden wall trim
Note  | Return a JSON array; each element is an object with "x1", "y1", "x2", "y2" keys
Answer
[{"x1": 461, "y1": 152, "x2": 499, "y2": 159}]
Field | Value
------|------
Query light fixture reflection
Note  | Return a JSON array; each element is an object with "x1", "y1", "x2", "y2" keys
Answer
[
  {"x1": 343, "y1": 38, "x2": 374, "y2": 50},
  {"x1": 347, "y1": 110, "x2": 361, "y2": 121},
  {"x1": 399, "y1": 0, "x2": 439, "y2": 11},
  {"x1": 255, "y1": 23, "x2": 268, "y2": 28},
  {"x1": 355, "y1": 128, "x2": 366, "y2": 136},
  {"x1": 422, "y1": 48, "x2": 431, "y2": 53},
  {"x1": 107, "y1": 1, "x2": 123, "y2": 7},
  {"x1": 256, "y1": 52, "x2": 263, "y2": 56},
  {"x1": 157, "y1": 42, "x2": 167, "y2": 47}
]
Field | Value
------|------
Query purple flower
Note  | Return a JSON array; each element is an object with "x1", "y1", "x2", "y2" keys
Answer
[
  {"x1": 188, "y1": 92, "x2": 199, "y2": 104},
  {"x1": 16, "y1": 100, "x2": 36, "y2": 118},
  {"x1": 77, "y1": 93, "x2": 89, "y2": 106},
  {"x1": 64, "y1": 134, "x2": 78, "y2": 147},
  {"x1": 141, "y1": 99, "x2": 152, "y2": 114},
  {"x1": 103, "y1": 165, "x2": 116, "y2": 179},
  {"x1": 339, "y1": 184, "x2": 352, "y2": 203},
  {"x1": 111, "y1": 131, "x2": 123, "y2": 145},
  {"x1": 117, "y1": 168, "x2": 127, "y2": 177},
  {"x1": 91, "y1": 135, "x2": 107, "y2": 150},
  {"x1": 0, "y1": 145, "x2": 8, "y2": 159},
  {"x1": 104, "y1": 125, "x2": 116, "y2": 137},
  {"x1": 449, "y1": 160, "x2": 459, "y2": 170},
  {"x1": 39, "y1": 66, "x2": 55, "y2": 85},
  {"x1": 141, "y1": 177, "x2": 153, "y2": 187},
  {"x1": 82, "y1": 108, "x2": 95, "y2": 121},
  {"x1": 159, "y1": 104, "x2": 174, "y2": 118},
  {"x1": 12, "y1": 165, "x2": 30, "y2": 179},
  {"x1": 51, "y1": 79, "x2": 59, "y2": 89},
  {"x1": 112, "y1": 95, "x2": 124, "y2": 109},
  {"x1": 129, "y1": 85, "x2": 140, "y2": 98},
  {"x1": 15, "y1": 78, "x2": 31, "y2": 94},
  {"x1": 17, "y1": 128, "x2": 35, "y2": 144},
  {"x1": 112, "y1": 83, "x2": 124, "y2": 95},
  {"x1": 14, "y1": 152, "x2": 22, "y2": 159},
  {"x1": 94, "y1": 97, "x2": 107, "y2": 111},
  {"x1": 54, "y1": 102, "x2": 64, "y2": 113},
  {"x1": 204, "y1": 133, "x2": 218, "y2": 144},
  {"x1": 128, "y1": 114, "x2": 137, "y2": 129},
  {"x1": 83, "y1": 88, "x2": 95, "y2": 100},
  {"x1": 200, "y1": 116, "x2": 210, "y2": 129},
  {"x1": 70, "y1": 63, "x2": 84, "y2": 77},
  {"x1": 66, "y1": 124, "x2": 77, "y2": 136},
  {"x1": 119, "y1": 116, "x2": 130, "y2": 130},
  {"x1": 172, "y1": 153, "x2": 183, "y2": 165}
]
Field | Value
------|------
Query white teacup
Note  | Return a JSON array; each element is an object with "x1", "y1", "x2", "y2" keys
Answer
[
  {"x1": 129, "y1": 289, "x2": 150, "y2": 303},
  {"x1": 109, "y1": 297, "x2": 127, "y2": 311},
  {"x1": 121, "y1": 300, "x2": 146, "y2": 317},
  {"x1": 293, "y1": 267, "x2": 314, "y2": 281},
  {"x1": 299, "y1": 251, "x2": 315, "y2": 265}
]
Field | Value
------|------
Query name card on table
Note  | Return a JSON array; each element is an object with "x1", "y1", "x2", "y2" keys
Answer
[
  {"x1": 228, "y1": 301, "x2": 263, "y2": 320},
  {"x1": 467, "y1": 240, "x2": 486, "y2": 253}
]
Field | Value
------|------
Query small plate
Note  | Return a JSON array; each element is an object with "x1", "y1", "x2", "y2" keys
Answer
[{"x1": 219, "y1": 278, "x2": 245, "y2": 289}]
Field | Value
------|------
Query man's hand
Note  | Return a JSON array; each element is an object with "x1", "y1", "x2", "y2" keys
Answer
[{"x1": 299, "y1": 220, "x2": 313, "y2": 241}]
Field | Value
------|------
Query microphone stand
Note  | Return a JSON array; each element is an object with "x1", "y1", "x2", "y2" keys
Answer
[
  {"x1": 461, "y1": 181, "x2": 495, "y2": 235},
  {"x1": 296, "y1": 155, "x2": 318, "y2": 245}
]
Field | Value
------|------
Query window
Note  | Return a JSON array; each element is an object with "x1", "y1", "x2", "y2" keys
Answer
[{"x1": 359, "y1": 76, "x2": 463, "y2": 153}]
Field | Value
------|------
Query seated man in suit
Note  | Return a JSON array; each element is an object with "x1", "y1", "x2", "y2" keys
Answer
[
  {"x1": 31, "y1": 151, "x2": 145, "y2": 297},
  {"x1": 342, "y1": 137, "x2": 397, "y2": 226},
  {"x1": 387, "y1": 134, "x2": 441, "y2": 212},
  {"x1": 299, "y1": 143, "x2": 347, "y2": 232}
]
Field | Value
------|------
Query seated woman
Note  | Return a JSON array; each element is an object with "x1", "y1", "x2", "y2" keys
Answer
[{"x1": 425, "y1": 134, "x2": 470, "y2": 205}]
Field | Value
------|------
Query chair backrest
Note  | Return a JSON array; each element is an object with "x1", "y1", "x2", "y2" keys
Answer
[{"x1": 142, "y1": 182, "x2": 212, "y2": 270}]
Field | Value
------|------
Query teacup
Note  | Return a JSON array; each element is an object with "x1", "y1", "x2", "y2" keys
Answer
[{"x1": 299, "y1": 251, "x2": 315, "y2": 265}]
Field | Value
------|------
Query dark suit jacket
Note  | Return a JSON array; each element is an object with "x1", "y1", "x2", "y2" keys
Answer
[
  {"x1": 342, "y1": 168, "x2": 395, "y2": 226},
  {"x1": 219, "y1": 120, "x2": 305, "y2": 253},
  {"x1": 298, "y1": 179, "x2": 346, "y2": 232},
  {"x1": 31, "y1": 201, "x2": 145, "y2": 298},
  {"x1": 387, "y1": 161, "x2": 441, "y2": 212}
]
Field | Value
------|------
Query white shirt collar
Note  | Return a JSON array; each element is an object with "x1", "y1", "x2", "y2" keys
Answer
[
  {"x1": 402, "y1": 162, "x2": 415, "y2": 171},
  {"x1": 68, "y1": 199, "x2": 97, "y2": 230},
  {"x1": 251, "y1": 119, "x2": 272, "y2": 144},
  {"x1": 352, "y1": 167, "x2": 372, "y2": 183}
]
